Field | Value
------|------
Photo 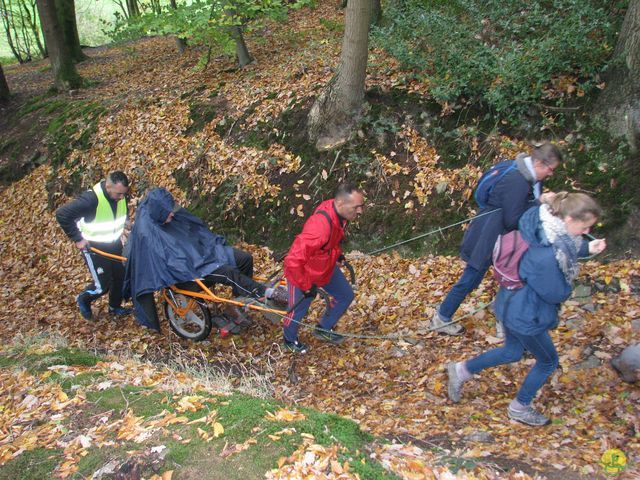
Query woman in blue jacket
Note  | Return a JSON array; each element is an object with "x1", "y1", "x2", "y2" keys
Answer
[{"x1": 446, "y1": 192, "x2": 607, "y2": 426}]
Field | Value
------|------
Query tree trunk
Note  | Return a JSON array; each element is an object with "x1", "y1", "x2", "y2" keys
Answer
[
  {"x1": 307, "y1": 0, "x2": 372, "y2": 150},
  {"x1": 169, "y1": 0, "x2": 187, "y2": 53},
  {"x1": 231, "y1": 25, "x2": 252, "y2": 67},
  {"x1": 223, "y1": 5, "x2": 252, "y2": 68},
  {"x1": 55, "y1": 0, "x2": 86, "y2": 62},
  {"x1": 595, "y1": 0, "x2": 640, "y2": 153},
  {"x1": 36, "y1": 0, "x2": 82, "y2": 90},
  {"x1": 371, "y1": 0, "x2": 381, "y2": 26},
  {"x1": 126, "y1": 0, "x2": 139, "y2": 17},
  {"x1": 0, "y1": 63, "x2": 9, "y2": 102}
]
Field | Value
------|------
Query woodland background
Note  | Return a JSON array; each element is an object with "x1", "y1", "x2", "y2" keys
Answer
[{"x1": 0, "y1": 0, "x2": 639, "y2": 479}]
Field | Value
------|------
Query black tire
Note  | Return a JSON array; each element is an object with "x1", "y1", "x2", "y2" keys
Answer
[{"x1": 164, "y1": 292, "x2": 212, "y2": 341}]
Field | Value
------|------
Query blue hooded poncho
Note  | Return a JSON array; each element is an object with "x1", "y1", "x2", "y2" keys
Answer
[{"x1": 123, "y1": 188, "x2": 235, "y2": 329}]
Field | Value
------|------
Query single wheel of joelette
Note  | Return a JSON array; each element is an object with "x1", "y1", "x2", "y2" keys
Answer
[{"x1": 164, "y1": 291, "x2": 212, "y2": 341}]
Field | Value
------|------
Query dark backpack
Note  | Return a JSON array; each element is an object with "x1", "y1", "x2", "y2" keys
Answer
[
  {"x1": 474, "y1": 160, "x2": 517, "y2": 209},
  {"x1": 492, "y1": 230, "x2": 529, "y2": 290}
]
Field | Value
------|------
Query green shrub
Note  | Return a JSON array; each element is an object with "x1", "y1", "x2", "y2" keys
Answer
[{"x1": 373, "y1": 0, "x2": 618, "y2": 123}]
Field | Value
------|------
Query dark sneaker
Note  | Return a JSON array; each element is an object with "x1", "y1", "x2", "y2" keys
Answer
[
  {"x1": 283, "y1": 338, "x2": 309, "y2": 354},
  {"x1": 507, "y1": 405, "x2": 551, "y2": 426},
  {"x1": 108, "y1": 306, "x2": 133, "y2": 316},
  {"x1": 76, "y1": 295, "x2": 93, "y2": 320},
  {"x1": 313, "y1": 326, "x2": 345, "y2": 344},
  {"x1": 446, "y1": 362, "x2": 465, "y2": 403},
  {"x1": 268, "y1": 287, "x2": 289, "y2": 307},
  {"x1": 224, "y1": 304, "x2": 254, "y2": 327},
  {"x1": 430, "y1": 308, "x2": 465, "y2": 336}
]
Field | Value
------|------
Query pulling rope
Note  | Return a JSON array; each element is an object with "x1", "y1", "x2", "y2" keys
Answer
[
  {"x1": 85, "y1": 207, "x2": 601, "y2": 343},
  {"x1": 361, "y1": 209, "x2": 499, "y2": 257}
]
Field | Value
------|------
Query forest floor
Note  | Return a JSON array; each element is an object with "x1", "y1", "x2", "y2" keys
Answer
[{"x1": 0, "y1": 3, "x2": 639, "y2": 479}]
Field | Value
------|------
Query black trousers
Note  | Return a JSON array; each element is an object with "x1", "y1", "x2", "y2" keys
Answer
[
  {"x1": 138, "y1": 248, "x2": 265, "y2": 329},
  {"x1": 78, "y1": 242, "x2": 125, "y2": 308},
  {"x1": 205, "y1": 248, "x2": 266, "y2": 298}
]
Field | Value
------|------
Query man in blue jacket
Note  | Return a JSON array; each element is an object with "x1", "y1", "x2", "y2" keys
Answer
[{"x1": 431, "y1": 143, "x2": 562, "y2": 335}]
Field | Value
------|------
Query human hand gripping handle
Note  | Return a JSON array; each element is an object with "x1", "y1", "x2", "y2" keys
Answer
[
  {"x1": 588, "y1": 238, "x2": 607, "y2": 255},
  {"x1": 75, "y1": 239, "x2": 89, "y2": 250},
  {"x1": 303, "y1": 285, "x2": 318, "y2": 298},
  {"x1": 338, "y1": 254, "x2": 356, "y2": 285}
]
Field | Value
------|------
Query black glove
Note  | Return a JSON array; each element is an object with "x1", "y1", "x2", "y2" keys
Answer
[
  {"x1": 303, "y1": 285, "x2": 318, "y2": 298},
  {"x1": 337, "y1": 254, "x2": 345, "y2": 264}
]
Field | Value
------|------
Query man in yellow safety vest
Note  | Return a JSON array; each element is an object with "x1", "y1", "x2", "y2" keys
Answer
[{"x1": 56, "y1": 171, "x2": 132, "y2": 320}]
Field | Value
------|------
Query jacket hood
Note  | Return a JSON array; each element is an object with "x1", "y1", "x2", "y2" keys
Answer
[
  {"x1": 143, "y1": 188, "x2": 175, "y2": 224},
  {"x1": 518, "y1": 206, "x2": 546, "y2": 247},
  {"x1": 515, "y1": 153, "x2": 536, "y2": 185}
]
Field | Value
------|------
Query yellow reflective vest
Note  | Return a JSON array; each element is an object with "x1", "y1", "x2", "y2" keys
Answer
[{"x1": 77, "y1": 183, "x2": 127, "y2": 243}]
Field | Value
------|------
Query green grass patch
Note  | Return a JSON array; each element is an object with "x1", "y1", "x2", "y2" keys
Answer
[
  {"x1": 56, "y1": 371, "x2": 105, "y2": 395},
  {"x1": 24, "y1": 348, "x2": 100, "y2": 372},
  {"x1": 0, "y1": 447, "x2": 61, "y2": 480},
  {"x1": 0, "y1": 355, "x2": 20, "y2": 368},
  {"x1": 74, "y1": 446, "x2": 113, "y2": 478},
  {"x1": 86, "y1": 386, "x2": 168, "y2": 418}
]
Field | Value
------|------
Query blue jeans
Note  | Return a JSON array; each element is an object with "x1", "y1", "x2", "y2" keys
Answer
[
  {"x1": 439, "y1": 263, "x2": 489, "y2": 320},
  {"x1": 283, "y1": 266, "x2": 354, "y2": 343},
  {"x1": 465, "y1": 327, "x2": 559, "y2": 405}
]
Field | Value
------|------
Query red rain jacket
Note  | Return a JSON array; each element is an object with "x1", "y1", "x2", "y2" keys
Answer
[{"x1": 284, "y1": 200, "x2": 345, "y2": 291}]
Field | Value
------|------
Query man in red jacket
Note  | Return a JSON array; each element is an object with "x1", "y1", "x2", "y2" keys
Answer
[{"x1": 283, "y1": 183, "x2": 365, "y2": 353}]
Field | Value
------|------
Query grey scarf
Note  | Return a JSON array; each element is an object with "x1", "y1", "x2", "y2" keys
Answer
[{"x1": 539, "y1": 204, "x2": 582, "y2": 283}]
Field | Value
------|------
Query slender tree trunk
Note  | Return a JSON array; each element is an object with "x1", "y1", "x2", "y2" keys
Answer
[
  {"x1": 169, "y1": 0, "x2": 187, "y2": 53},
  {"x1": 595, "y1": 0, "x2": 640, "y2": 152},
  {"x1": 231, "y1": 25, "x2": 251, "y2": 67},
  {"x1": 23, "y1": 0, "x2": 47, "y2": 57},
  {"x1": 307, "y1": 0, "x2": 372, "y2": 150},
  {"x1": 55, "y1": 0, "x2": 86, "y2": 62},
  {"x1": 36, "y1": 0, "x2": 83, "y2": 90},
  {"x1": 0, "y1": 63, "x2": 9, "y2": 102},
  {"x1": 2, "y1": 0, "x2": 24, "y2": 62},
  {"x1": 126, "y1": 0, "x2": 139, "y2": 17},
  {"x1": 223, "y1": 5, "x2": 252, "y2": 67}
]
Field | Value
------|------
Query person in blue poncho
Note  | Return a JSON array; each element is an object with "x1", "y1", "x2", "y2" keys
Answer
[
  {"x1": 123, "y1": 188, "x2": 288, "y2": 332},
  {"x1": 445, "y1": 192, "x2": 606, "y2": 427}
]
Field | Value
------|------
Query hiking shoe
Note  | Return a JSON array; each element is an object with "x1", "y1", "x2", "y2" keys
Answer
[
  {"x1": 76, "y1": 295, "x2": 93, "y2": 320},
  {"x1": 283, "y1": 338, "x2": 309, "y2": 354},
  {"x1": 268, "y1": 287, "x2": 289, "y2": 307},
  {"x1": 430, "y1": 308, "x2": 465, "y2": 336},
  {"x1": 313, "y1": 325, "x2": 345, "y2": 345},
  {"x1": 108, "y1": 306, "x2": 133, "y2": 316},
  {"x1": 507, "y1": 405, "x2": 551, "y2": 427},
  {"x1": 446, "y1": 362, "x2": 465, "y2": 403}
]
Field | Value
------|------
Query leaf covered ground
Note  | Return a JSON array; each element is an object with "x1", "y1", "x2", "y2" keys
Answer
[{"x1": 1, "y1": 3, "x2": 639, "y2": 479}]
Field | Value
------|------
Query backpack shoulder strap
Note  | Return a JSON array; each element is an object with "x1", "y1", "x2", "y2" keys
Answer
[{"x1": 315, "y1": 210, "x2": 333, "y2": 251}]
